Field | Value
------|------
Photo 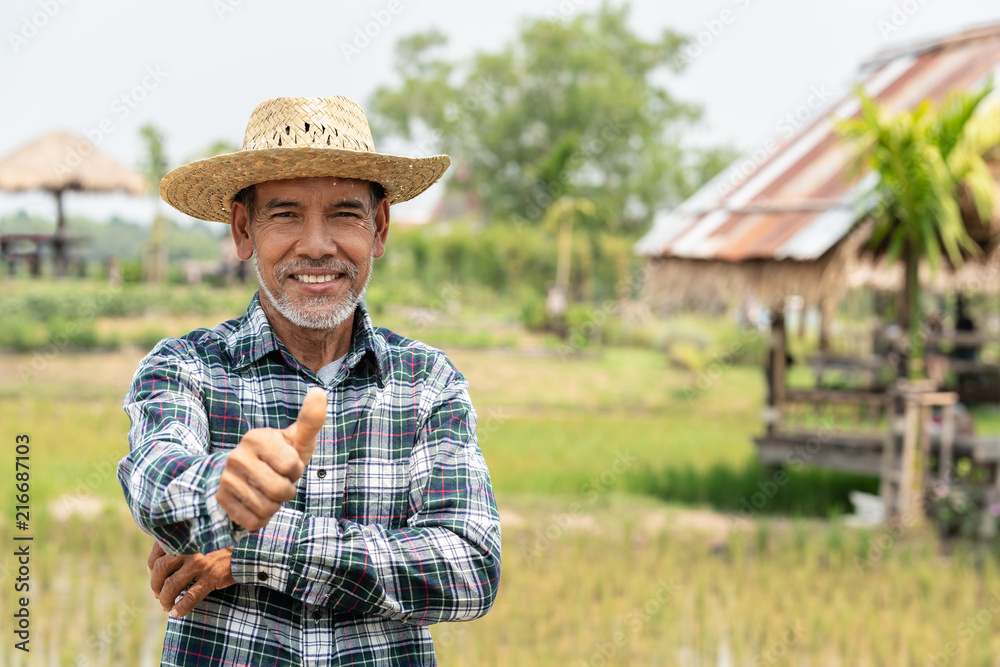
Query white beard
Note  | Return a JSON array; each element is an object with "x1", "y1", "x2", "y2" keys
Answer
[{"x1": 253, "y1": 247, "x2": 373, "y2": 331}]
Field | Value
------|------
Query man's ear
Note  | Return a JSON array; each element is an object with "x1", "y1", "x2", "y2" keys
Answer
[
  {"x1": 231, "y1": 201, "x2": 254, "y2": 261},
  {"x1": 372, "y1": 198, "x2": 390, "y2": 259}
]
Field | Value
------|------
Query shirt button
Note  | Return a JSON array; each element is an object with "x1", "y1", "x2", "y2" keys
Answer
[
  {"x1": 312, "y1": 609, "x2": 323, "y2": 621},
  {"x1": 257, "y1": 571, "x2": 268, "y2": 582},
  {"x1": 317, "y1": 469, "x2": 327, "y2": 478}
]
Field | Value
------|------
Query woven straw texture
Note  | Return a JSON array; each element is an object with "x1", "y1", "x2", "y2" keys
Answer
[
  {"x1": 0, "y1": 129, "x2": 146, "y2": 195},
  {"x1": 160, "y1": 96, "x2": 450, "y2": 223}
]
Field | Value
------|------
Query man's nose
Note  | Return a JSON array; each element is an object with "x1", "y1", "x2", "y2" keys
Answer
[{"x1": 295, "y1": 214, "x2": 337, "y2": 259}]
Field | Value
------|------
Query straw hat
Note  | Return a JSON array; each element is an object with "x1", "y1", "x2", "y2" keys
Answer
[{"x1": 160, "y1": 96, "x2": 451, "y2": 223}]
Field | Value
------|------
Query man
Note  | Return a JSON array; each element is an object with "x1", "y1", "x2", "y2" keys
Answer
[{"x1": 118, "y1": 96, "x2": 501, "y2": 666}]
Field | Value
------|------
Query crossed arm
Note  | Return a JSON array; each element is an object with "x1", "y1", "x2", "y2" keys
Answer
[{"x1": 119, "y1": 347, "x2": 501, "y2": 623}]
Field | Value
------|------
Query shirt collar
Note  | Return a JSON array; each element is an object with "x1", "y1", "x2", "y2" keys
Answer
[{"x1": 224, "y1": 293, "x2": 387, "y2": 388}]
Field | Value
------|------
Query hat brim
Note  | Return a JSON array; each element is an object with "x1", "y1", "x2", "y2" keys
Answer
[{"x1": 159, "y1": 147, "x2": 451, "y2": 223}]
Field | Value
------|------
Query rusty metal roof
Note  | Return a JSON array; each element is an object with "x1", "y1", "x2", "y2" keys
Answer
[{"x1": 635, "y1": 22, "x2": 1000, "y2": 262}]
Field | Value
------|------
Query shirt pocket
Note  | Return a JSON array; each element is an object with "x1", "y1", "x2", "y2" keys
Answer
[{"x1": 342, "y1": 407, "x2": 414, "y2": 528}]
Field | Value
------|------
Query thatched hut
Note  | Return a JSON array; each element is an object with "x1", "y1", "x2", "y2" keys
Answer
[
  {"x1": 0, "y1": 129, "x2": 146, "y2": 275},
  {"x1": 635, "y1": 23, "x2": 1000, "y2": 520},
  {"x1": 636, "y1": 22, "x2": 1000, "y2": 314}
]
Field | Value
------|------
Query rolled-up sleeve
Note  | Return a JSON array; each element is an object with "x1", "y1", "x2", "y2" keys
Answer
[{"x1": 118, "y1": 339, "x2": 246, "y2": 555}]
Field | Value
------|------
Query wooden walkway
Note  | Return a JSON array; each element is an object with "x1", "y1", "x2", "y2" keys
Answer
[{"x1": 754, "y1": 383, "x2": 1000, "y2": 518}]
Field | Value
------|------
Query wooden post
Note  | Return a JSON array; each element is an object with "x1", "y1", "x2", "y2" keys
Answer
[
  {"x1": 767, "y1": 307, "x2": 787, "y2": 435},
  {"x1": 940, "y1": 403, "x2": 955, "y2": 483},
  {"x1": 53, "y1": 189, "x2": 68, "y2": 278},
  {"x1": 879, "y1": 389, "x2": 898, "y2": 513},
  {"x1": 819, "y1": 297, "x2": 831, "y2": 352},
  {"x1": 897, "y1": 395, "x2": 921, "y2": 519}
]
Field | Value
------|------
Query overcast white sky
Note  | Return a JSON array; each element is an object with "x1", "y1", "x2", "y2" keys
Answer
[{"x1": 1, "y1": 0, "x2": 998, "y2": 226}]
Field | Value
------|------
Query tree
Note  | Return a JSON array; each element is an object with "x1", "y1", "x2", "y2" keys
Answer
[
  {"x1": 370, "y1": 3, "x2": 729, "y2": 233},
  {"x1": 192, "y1": 139, "x2": 241, "y2": 161},
  {"x1": 139, "y1": 124, "x2": 170, "y2": 283},
  {"x1": 839, "y1": 83, "x2": 1000, "y2": 377}
]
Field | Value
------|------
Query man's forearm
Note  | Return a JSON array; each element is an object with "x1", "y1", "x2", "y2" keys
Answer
[
  {"x1": 231, "y1": 506, "x2": 501, "y2": 624},
  {"x1": 119, "y1": 448, "x2": 246, "y2": 555}
]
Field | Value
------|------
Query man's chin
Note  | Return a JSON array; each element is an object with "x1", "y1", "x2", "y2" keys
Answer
[{"x1": 270, "y1": 293, "x2": 358, "y2": 331}]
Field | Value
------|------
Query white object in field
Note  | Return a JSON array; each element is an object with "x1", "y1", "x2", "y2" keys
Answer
[{"x1": 848, "y1": 490, "x2": 886, "y2": 526}]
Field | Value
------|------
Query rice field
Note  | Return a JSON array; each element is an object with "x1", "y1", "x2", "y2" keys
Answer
[{"x1": 2, "y1": 322, "x2": 1000, "y2": 665}]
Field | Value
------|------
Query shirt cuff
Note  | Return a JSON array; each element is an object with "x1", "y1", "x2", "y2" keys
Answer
[{"x1": 231, "y1": 506, "x2": 299, "y2": 594}]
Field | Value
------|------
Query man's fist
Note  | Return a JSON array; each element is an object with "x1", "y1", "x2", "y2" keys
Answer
[{"x1": 217, "y1": 387, "x2": 327, "y2": 531}]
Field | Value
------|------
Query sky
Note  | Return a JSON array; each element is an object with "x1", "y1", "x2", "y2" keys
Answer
[{"x1": 1, "y1": 0, "x2": 998, "y2": 227}]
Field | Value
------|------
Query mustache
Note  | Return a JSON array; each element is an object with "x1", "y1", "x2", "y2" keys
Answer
[{"x1": 273, "y1": 258, "x2": 360, "y2": 282}]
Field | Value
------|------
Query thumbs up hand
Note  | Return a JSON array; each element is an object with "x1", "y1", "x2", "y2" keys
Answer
[{"x1": 218, "y1": 388, "x2": 328, "y2": 531}]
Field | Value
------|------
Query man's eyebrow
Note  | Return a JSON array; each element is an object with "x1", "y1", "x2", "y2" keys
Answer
[
  {"x1": 260, "y1": 198, "x2": 369, "y2": 212},
  {"x1": 327, "y1": 199, "x2": 367, "y2": 212},
  {"x1": 261, "y1": 198, "x2": 301, "y2": 211}
]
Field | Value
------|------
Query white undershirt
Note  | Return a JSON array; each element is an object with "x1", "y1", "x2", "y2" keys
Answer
[{"x1": 316, "y1": 353, "x2": 348, "y2": 386}]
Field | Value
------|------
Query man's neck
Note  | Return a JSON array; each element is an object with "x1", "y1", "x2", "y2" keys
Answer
[{"x1": 259, "y1": 298, "x2": 354, "y2": 374}]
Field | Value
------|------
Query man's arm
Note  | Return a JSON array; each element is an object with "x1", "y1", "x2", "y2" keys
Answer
[
  {"x1": 120, "y1": 342, "x2": 327, "y2": 555},
  {"x1": 118, "y1": 342, "x2": 245, "y2": 555},
  {"x1": 230, "y1": 377, "x2": 501, "y2": 625}
]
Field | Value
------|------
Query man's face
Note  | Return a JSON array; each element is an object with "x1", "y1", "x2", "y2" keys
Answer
[{"x1": 230, "y1": 177, "x2": 389, "y2": 331}]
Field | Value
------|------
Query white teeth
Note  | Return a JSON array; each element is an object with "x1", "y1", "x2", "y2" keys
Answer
[{"x1": 294, "y1": 274, "x2": 337, "y2": 284}]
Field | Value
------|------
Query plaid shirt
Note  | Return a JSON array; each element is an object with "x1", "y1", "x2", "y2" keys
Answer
[{"x1": 118, "y1": 295, "x2": 501, "y2": 666}]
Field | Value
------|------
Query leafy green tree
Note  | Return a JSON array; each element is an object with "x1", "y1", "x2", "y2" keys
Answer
[
  {"x1": 839, "y1": 83, "x2": 1000, "y2": 377},
  {"x1": 371, "y1": 3, "x2": 729, "y2": 233}
]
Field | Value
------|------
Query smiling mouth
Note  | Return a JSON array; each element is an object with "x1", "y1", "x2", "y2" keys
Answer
[{"x1": 291, "y1": 274, "x2": 342, "y2": 284}]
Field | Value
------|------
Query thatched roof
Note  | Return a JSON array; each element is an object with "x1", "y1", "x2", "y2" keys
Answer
[
  {"x1": 643, "y1": 220, "x2": 874, "y2": 312},
  {"x1": 644, "y1": 226, "x2": 1000, "y2": 313},
  {"x1": 0, "y1": 129, "x2": 146, "y2": 195}
]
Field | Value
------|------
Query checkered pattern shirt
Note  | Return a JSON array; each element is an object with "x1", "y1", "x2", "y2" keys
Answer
[{"x1": 118, "y1": 295, "x2": 501, "y2": 666}]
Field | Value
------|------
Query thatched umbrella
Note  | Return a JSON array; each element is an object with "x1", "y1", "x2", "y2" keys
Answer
[{"x1": 0, "y1": 129, "x2": 146, "y2": 275}]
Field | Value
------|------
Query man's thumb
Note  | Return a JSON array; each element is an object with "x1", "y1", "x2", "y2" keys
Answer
[{"x1": 285, "y1": 387, "x2": 328, "y2": 464}]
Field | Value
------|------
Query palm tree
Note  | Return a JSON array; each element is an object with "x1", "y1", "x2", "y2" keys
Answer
[
  {"x1": 139, "y1": 124, "x2": 170, "y2": 283},
  {"x1": 839, "y1": 82, "x2": 1000, "y2": 377}
]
